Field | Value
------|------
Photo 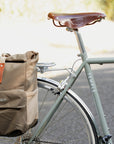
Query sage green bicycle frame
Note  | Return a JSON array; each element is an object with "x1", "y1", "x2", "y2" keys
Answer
[
  {"x1": 75, "y1": 30, "x2": 114, "y2": 144},
  {"x1": 28, "y1": 30, "x2": 114, "y2": 144}
]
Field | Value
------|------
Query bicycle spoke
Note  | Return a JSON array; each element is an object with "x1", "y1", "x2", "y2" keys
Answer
[
  {"x1": 39, "y1": 97, "x2": 88, "y2": 143},
  {"x1": 39, "y1": 90, "x2": 49, "y2": 114},
  {"x1": 36, "y1": 140, "x2": 62, "y2": 144},
  {"x1": 23, "y1": 137, "x2": 62, "y2": 144},
  {"x1": 44, "y1": 100, "x2": 67, "y2": 129}
]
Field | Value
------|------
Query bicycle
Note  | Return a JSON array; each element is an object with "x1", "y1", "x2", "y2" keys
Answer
[{"x1": 1, "y1": 12, "x2": 114, "y2": 144}]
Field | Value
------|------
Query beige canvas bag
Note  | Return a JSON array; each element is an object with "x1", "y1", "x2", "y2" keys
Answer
[{"x1": 0, "y1": 51, "x2": 39, "y2": 136}]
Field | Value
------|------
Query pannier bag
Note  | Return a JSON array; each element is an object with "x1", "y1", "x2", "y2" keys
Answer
[{"x1": 0, "y1": 51, "x2": 39, "y2": 136}]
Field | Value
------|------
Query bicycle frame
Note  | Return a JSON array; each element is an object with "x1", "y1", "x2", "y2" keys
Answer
[
  {"x1": 74, "y1": 30, "x2": 114, "y2": 144},
  {"x1": 28, "y1": 29, "x2": 114, "y2": 144}
]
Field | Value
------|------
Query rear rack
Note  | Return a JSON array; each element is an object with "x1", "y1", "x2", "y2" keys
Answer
[{"x1": 37, "y1": 63, "x2": 56, "y2": 73}]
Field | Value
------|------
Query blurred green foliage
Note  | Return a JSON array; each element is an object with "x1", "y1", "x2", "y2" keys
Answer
[
  {"x1": 97, "y1": 0, "x2": 114, "y2": 21},
  {"x1": 83, "y1": 0, "x2": 114, "y2": 21},
  {"x1": 0, "y1": 0, "x2": 113, "y2": 22}
]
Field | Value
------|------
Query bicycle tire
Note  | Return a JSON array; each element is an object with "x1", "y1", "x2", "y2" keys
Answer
[{"x1": 22, "y1": 77, "x2": 99, "y2": 144}]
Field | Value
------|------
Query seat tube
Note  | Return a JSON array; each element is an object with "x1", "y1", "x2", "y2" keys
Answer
[
  {"x1": 74, "y1": 30, "x2": 112, "y2": 143},
  {"x1": 74, "y1": 30, "x2": 87, "y2": 60}
]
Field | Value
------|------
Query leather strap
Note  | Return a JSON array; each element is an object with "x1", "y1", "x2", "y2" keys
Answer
[{"x1": 0, "y1": 57, "x2": 5, "y2": 83}]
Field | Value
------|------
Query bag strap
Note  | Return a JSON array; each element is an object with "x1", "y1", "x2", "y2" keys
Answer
[{"x1": 0, "y1": 56, "x2": 6, "y2": 83}]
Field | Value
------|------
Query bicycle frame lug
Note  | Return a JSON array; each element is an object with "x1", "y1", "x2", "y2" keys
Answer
[
  {"x1": 77, "y1": 53, "x2": 83, "y2": 57},
  {"x1": 100, "y1": 135, "x2": 112, "y2": 144},
  {"x1": 58, "y1": 76, "x2": 71, "y2": 91},
  {"x1": 77, "y1": 54, "x2": 81, "y2": 57},
  {"x1": 58, "y1": 81, "x2": 67, "y2": 91},
  {"x1": 70, "y1": 71, "x2": 76, "y2": 78}
]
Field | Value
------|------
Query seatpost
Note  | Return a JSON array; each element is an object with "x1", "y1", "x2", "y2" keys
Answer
[{"x1": 74, "y1": 30, "x2": 87, "y2": 60}]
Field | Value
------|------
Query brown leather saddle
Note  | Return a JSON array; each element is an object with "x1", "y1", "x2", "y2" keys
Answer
[{"x1": 48, "y1": 12, "x2": 106, "y2": 29}]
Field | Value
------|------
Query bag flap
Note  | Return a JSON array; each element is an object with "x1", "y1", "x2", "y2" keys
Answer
[{"x1": 5, "y1": 51, "x2": 39, "y2": 62}]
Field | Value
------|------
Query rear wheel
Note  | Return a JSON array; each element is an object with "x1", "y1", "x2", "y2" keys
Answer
[{"x1": 22, "y1": 77, "x2": 98, "y2": 144}]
